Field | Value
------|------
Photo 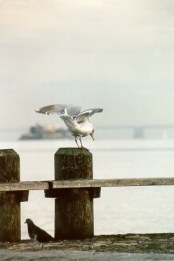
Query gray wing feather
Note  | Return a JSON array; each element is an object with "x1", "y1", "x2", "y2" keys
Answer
[
  {"x1": 35, "y1": 104, "x2": 67, "y2": 115},
  {"x1": 66, "y1": 105, "x2": 82, "y2": 116},
  {"x1": 76, "y1": 108, "x2": 103, "y2": 122},
  {"x1": 36, "y1": 104, "x2": 81, "y2": 116}
]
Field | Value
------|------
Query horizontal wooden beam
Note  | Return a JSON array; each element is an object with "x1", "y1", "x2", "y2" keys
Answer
[
  {"x1": 1, "y1": 178, "x2": 174, "y2": 192},
  {"x1": 0, "y1": 181, "x2": 50, "y2": 192},
  {"x1": 52, "y1": 178, "x2": 174, "y2": 188}
]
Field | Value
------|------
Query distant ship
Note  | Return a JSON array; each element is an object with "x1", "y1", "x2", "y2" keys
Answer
[{"x1": 19, "y1": 124, "x2": 71, "y2": 140}]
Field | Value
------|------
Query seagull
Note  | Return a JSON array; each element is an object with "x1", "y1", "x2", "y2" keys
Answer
[
  {"x1": 25, "y1": 218, "x2": 53, "y2": 243},
  {"x1": 35, "y1": 104, "x2": 103, "y2": 148}
]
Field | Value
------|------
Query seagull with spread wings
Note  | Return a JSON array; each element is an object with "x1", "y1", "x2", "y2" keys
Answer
[{"x1": 35, "y1": 104, "x2": 103, "y2": 148}]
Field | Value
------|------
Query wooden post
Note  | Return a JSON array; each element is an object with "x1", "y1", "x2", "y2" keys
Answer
[
  {"x1": 55, "y1": 148, "x2": 94, "y2": 239},
  {"x1": 0, "y1": 149, "x2": 28, "y2": 242},
  {"x1": 45, "y1": 148, "x2": 100, "y2": 239}
]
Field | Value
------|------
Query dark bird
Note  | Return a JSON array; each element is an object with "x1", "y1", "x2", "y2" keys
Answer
[
  {"x1": 25, "y1": 218, "x2": 53, "y2": 243},
  {"x1": 35, "y1": 104, "x2": 103, "y2": 148}
]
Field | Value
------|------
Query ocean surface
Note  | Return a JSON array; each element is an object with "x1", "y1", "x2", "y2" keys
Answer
[{"x1": 1, "y1": 137, "x2": 174, "y2": 239}]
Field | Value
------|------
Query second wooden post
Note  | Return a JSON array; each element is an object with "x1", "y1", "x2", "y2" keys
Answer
[
  {"x1": 0, "y1": 149, "x2": 28, "y2": 242},
  {"x1": 54, "y1": 148, "x2": 94, "y2": 239}
]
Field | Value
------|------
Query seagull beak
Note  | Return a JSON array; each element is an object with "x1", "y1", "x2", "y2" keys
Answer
[{"x1": 90, "y1": 132, "x2": 95, "y2": 141}]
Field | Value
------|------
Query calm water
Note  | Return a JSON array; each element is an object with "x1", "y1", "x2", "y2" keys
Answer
[{"x1": 0, "y1": 138, "x2": 174, "y2": 239}]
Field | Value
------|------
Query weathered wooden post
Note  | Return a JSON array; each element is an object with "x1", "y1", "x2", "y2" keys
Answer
[
  {"x1": 45, "y1": 148, "x2": 100, "y2": 239},
  {"x1": 0, "y1": 149, "x2": 28, "y2": 242}
]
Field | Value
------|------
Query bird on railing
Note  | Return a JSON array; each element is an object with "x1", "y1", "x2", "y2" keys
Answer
[
  {"x1": 25, "y1": 218, "x2": 53, "y2": 243},
  {"x1": 35, "y1": 104, "x2": 103, "y2": 148}
]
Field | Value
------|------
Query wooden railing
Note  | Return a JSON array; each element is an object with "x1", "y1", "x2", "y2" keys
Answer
[
  {"x1": 0, "y1": 148, "x2": 174, "y2": 242},
  {"x1": 1, "y1": 177, "x2": 174, "y2": 192}
]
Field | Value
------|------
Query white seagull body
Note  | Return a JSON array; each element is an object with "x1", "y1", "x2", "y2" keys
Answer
[{"x1": 35, "y1": 104, "x2": 103, "y2": 147}]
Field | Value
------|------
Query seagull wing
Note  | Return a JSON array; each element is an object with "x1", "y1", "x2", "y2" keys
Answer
[
  {"x1": 35, "y1": 104, "x2": 67, "y2": 115},
  {"x1": 66, "y1": 104, "x2": 82, "y2": 116},
  {"x1": 36, "y1": 104, "x2": 81, "y2": 116},
  {"x1": 75, "y1": 108, "x2": 103, "y2": 123}
]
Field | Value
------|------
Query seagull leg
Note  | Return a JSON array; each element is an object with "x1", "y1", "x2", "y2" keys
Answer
[
  {"x1": 79, "y1": 137, "x2": 83, "y2": 148},
  {"x1": 75, "y1": 137, "x2": 80, "y2": 148}
]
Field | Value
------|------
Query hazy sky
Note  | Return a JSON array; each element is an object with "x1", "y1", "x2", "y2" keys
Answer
[{"x1": 1, "y1": 0, "x2": 174, "y2": 129}]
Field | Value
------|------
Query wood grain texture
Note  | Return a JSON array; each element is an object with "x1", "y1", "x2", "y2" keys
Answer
[
  {"x1": 0, "y1": 149, "x2": 20, "y2": 242},
  {"x1": 1, "y1": 177, "x2": 174, "y2": 192},
  {"x1": 54, "y1": 148, "x2": 94, "y2": 239}
]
